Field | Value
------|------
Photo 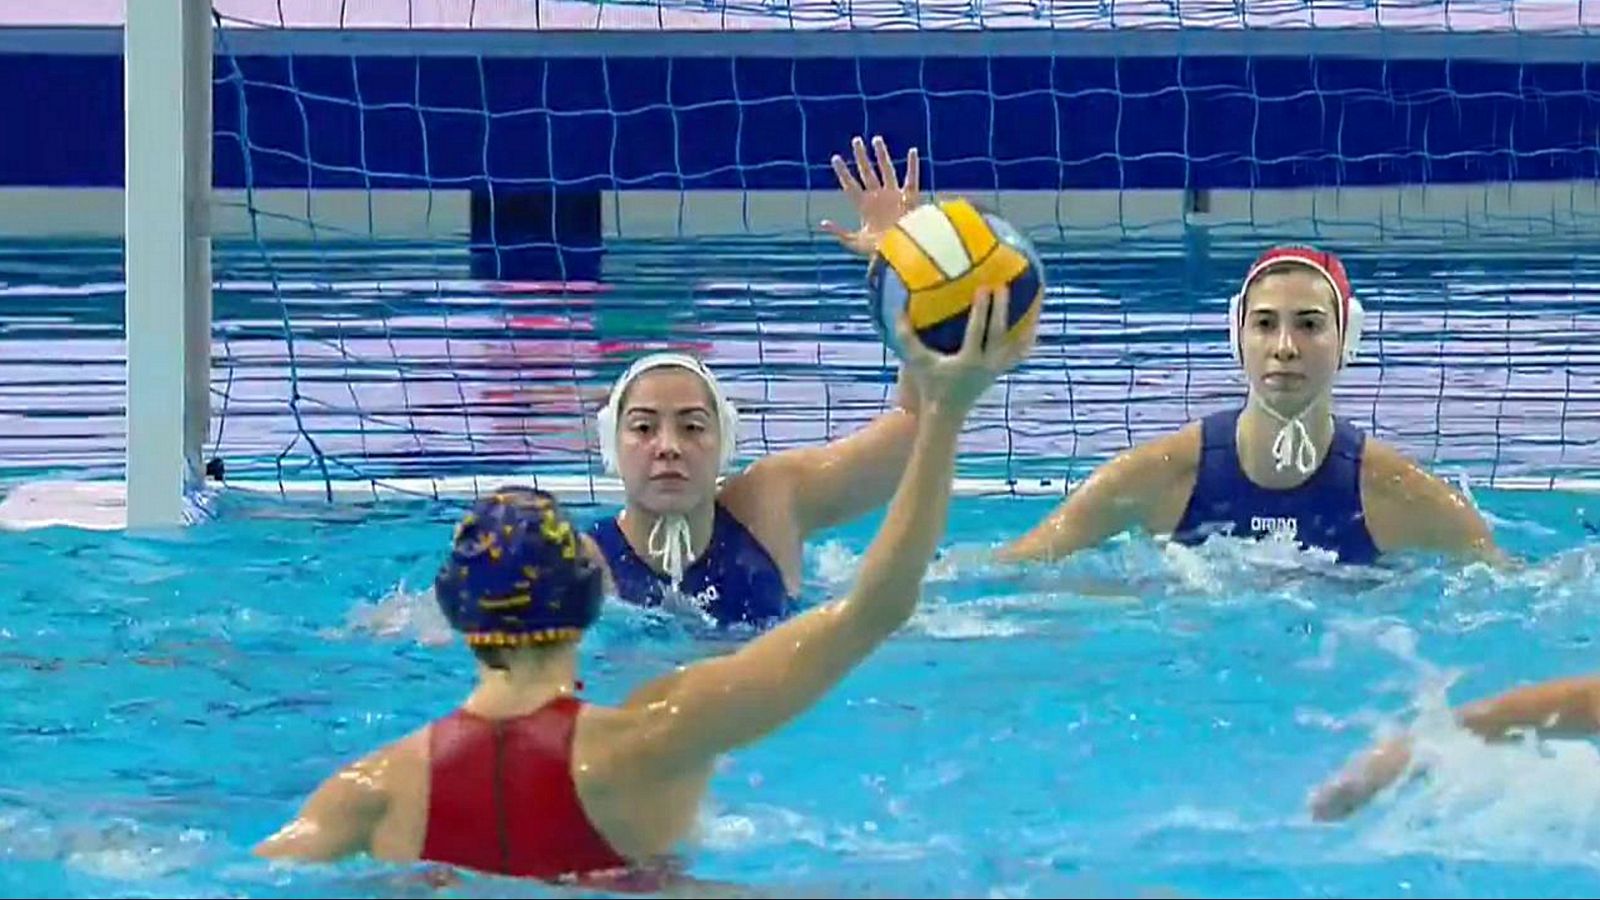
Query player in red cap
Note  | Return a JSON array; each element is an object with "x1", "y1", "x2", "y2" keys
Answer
[{"x1": 999, "y1": 244, "x2": 1504, "y2": 567}]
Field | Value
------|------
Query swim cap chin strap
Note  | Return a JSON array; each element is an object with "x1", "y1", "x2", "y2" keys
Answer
[
  {"x1": 1254, "y1": 399, "x2": 1320, "y2": 476},
  {"x1": 597, "y1": 352, "x2": 741, "y2": 586},
  {"x1": 646, "y1": 515, "x2": 695, "y2": 585}
]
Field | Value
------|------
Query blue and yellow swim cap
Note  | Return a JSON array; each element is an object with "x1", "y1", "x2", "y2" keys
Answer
[{"x1": 434, "y1": 487, "x2": 604, "y2": 647}]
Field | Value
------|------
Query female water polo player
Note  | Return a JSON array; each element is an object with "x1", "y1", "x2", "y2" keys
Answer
[
  {"x1": 587, "y1": 134, "x2": 927, "y2": 628},
  {"x1": 994, "y1": 243, "x2": 1505, "y2": 567},
  {"x1": 254, "y1": 286, "x2": 1037, "y2": 884}
]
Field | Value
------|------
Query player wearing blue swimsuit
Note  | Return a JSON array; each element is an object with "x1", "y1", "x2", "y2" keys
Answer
[
  {"x1": 583, "y1": 135, "x2": 934, "y2": 628},
  {"x1": 999, "y1": 244, "x2": 1505, "y2": 568},
  {"x1": 1171, "y1": 406, "x2": 1379, "y2": 564},
  {"x1": 589, "y1": 499, "x2": 792, "y2": 628}
]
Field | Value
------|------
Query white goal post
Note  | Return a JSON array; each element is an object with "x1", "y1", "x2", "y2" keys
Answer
[{"x1": 123, "y1": 0, "x2": 213, "y2": 529}]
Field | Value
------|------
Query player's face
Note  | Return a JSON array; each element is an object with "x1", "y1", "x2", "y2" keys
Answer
[
  {"x1": 1239, "y1": 267, "x2": 1343, "y2": 415},
  {"x1": 614, "y1": 369, "x2": 722, "y2": 516}
]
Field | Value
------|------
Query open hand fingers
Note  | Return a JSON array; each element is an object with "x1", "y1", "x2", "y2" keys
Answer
[
  {"x1": 957, "y1": 285, "x2": 996, "y2": 363},
  {"x1": 1010, "y1": 303, "x2": 1040, "y2": 368},
  {"x1": 851, "y1": 136, "x2": 881, "y2": 192},
  {"x1": 984, "y1": 284, "x2": 1012, "y2": 364},
  {"x1": 871, "y1": 135, "x2": 899, "y2": 192},
  {"x1": 830, "y1": 153, "x2": 862, "y2": 202}
]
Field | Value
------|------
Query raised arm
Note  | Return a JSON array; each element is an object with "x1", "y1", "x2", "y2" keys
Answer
[
  {"x1": 741, "y1": 365, "x2": 922, "y2": 536},
  {"x1": 729, "y1": 133, "x2": 926, "y2": 536},
  {"x1": 1310, "y1": 675, "x2": 1600, "y2": 821},
  {"x1": 624, "y1": 286, "x2": 1034, "y2": 773}
]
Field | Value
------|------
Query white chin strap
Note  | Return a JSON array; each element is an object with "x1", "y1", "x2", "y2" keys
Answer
[
  {"x1": 647, "y1": 514, "x2": 695, "y2": 586},
  {"x1": 1255, "y1": 399, "x2": 1320, "y2": 475}
]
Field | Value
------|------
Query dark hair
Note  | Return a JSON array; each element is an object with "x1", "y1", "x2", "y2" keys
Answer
[
  {"x1": 470, "y1": 636, "x2": 580, "y2": 671},
  {"x1": 467, "y1": 643, "x2": 502, "y2": 666},
  {"x1": 471, "y1": 644, "x2": 509, "y2": 670}
]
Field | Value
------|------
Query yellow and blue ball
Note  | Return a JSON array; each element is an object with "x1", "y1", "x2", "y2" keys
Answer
[{"x1": 866, "y1": 197, "x2": 1045, "y2": 357}]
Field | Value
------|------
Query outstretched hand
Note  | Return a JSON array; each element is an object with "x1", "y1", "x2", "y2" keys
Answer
[
  {"x1": 820, "y1": 134, "x2": 921, "y2": 257},
  {"x1": 895, "y1": 284, "x2": 1036, "y2": 418}
]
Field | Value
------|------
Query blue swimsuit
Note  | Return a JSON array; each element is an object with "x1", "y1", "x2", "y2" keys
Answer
[
  {"x1": 1171, "y1": 407, "x2": 1381, "y2": 564},
  {"x1": 588, "y1": 503, "x2": 795, "y2": 628}
]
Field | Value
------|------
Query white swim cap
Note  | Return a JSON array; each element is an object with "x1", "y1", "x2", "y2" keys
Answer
[{"x1": 596, "y1": 352, "x2": 741, "y2": 476}]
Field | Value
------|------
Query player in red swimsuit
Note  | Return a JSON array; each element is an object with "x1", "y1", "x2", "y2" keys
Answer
[{"x1": 253, "y1": 285, "x2": 1038, "y2": 885}]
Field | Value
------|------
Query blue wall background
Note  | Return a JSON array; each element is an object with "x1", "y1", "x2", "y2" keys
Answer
[{"x1": 4, "y1": 52, "x2": 1597, "y2": 191}]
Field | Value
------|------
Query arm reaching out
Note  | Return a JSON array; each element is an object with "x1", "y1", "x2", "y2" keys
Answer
[
  {"x1": 996, "y1": 432, "x2": 1190, "y2": 564},
  {"x1": 1310, "y1": 675, "x2": 1600, "y2": 821}
]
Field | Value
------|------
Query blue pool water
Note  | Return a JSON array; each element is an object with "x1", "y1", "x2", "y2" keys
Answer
[
  {"x1": 6, "y1": 490, "x2": 1600, "y2": 898},
  {"x1": 5, "y1": 236, "x2": 1600, "y2": 897},
  {"x1": 5, "y1": 234, "x2": 1600, "y2": 489}
]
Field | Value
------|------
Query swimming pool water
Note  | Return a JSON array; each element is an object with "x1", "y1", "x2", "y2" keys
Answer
[
  {"x1": 5, "y1": 234, "x2": 1600, "y2": 489},
  {"x1": 5, "y1": 234, "x2": 1600, "y2": 898},
  {"x1": 5, "y1": 489, "x2": 1600, "y2": 898}
]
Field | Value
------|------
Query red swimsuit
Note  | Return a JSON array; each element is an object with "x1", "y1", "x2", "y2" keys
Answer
[{"x1": 420, "y1": 697, "x2": 631, "y2": 880}]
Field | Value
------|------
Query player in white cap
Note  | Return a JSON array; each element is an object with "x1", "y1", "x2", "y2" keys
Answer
[{"x1": 587, "y1": 135, "x2": 931, "y2": 627}]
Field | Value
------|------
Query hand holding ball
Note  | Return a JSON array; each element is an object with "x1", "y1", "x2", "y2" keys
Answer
[{"x1": 867, "y1": 197, "x2": 1046, "y2": 358}]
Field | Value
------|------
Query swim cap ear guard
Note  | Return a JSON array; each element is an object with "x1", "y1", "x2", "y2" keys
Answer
[
  {"x1": 595, "y1": 352, "x2": 741, "y2": 476},
  {"x1": 1227, "y1": 245, "x2": 1364, "y2": 368},
  {"x1": 434, "y1": 487, "x2": 604, "y2": 647}
]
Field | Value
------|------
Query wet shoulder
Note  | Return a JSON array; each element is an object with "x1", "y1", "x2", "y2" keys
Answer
[
  {"x1": 1141, "y1": 421, "x2": 1205, "y2": 534},
  {"x1": 1359, "y1": 436, "x2": 1471, "y2": 552},
  {"x1": 365, "y1": 727, "x2": 433, "y2": 861}
]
